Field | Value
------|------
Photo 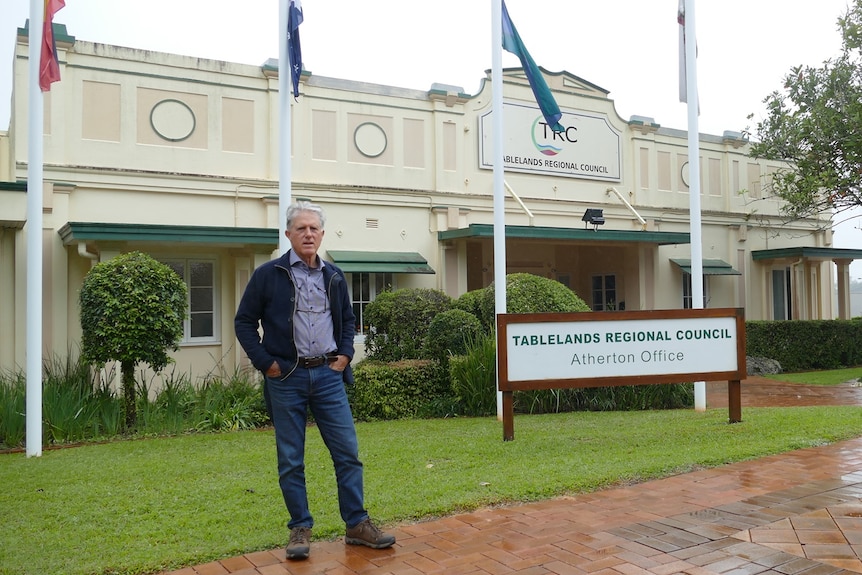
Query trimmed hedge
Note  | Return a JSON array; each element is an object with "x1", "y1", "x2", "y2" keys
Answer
[
  {"x1": 350, "y1": 359, "x2": 447, "y2": 421},
  {"x1": 745, "y1": 319, "x2": 862, "y2": 372}
]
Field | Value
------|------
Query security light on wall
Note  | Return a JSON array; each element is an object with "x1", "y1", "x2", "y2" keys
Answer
[{"x1": 582, "y1": 208, "x2": 605, "y2": 231}]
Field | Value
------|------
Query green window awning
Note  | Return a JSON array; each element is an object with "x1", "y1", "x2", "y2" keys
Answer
[
  {"x1": 327, "y1": 250, "x2": 435, "y2": 274},
  {"x1": 58, "y1": 221, "x2": 278, "y2": 245},
  {"x1": 671, "y1": 258, "x2": 741, "y2": 276},
  {"x1": 751, "y1": 246, "x2": 862, "y2": 261}
]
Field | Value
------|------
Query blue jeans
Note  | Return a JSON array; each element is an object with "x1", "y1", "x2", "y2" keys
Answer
[{"x1": 265, "y1": 365, "x2": 368, "y2": 530}]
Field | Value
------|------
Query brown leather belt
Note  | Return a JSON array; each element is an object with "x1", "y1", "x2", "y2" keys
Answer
[{"x1": 297, "y1": 354, "x2": 338, "y2": 368}]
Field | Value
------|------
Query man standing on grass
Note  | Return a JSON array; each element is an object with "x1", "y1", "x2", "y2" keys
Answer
[{"x1": 234, "y1": 201, "x2": 395, "y2": 560}]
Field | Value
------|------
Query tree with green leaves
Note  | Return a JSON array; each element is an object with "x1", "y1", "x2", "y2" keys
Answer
[
  {"x1": 748, "y1": 1, "x2": 862, "y2": 221},
  {"x1": 79, "y1": 251, "x2": 187, "y2": 429}
]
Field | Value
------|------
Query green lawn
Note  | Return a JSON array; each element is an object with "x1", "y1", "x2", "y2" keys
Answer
[
  {"x1": 763, "y1": 367, "x2": 862, "y2": 385},
  {"x1": 2, "y1": 406, "x2": 862, "y2": 575}
]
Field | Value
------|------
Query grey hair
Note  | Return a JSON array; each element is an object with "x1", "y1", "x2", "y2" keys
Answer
[{"x1": 285, "y1": 201, "x2": 326, "y2": 229}]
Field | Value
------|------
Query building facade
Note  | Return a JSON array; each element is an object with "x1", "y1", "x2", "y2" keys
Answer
[{"x1": 2, "y1": 25, "x2": 860, "y2": 380}]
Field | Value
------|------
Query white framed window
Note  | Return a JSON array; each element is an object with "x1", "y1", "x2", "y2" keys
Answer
[
  {"x1": 349, "y1": 272, "x2": 394, "y2": 336},
  {"x1": 591, "y1": 274, "x2": 617, "y2": 311},
  {"x1": 682, "y1": 275, "x2": 709, "y2": 309},
  {"x1": 164, "y1": 259, "x2": 218, "y2": 343}
]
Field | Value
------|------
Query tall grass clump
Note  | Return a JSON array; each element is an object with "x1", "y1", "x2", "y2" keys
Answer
[
  {"x1": 193, "y1": 368, "x2": 269, "y2": 432},
  {"x1": 136, "y1": 367, "x2": 198, "y2": 435},
  {"x1": 0, "y1": 356, "x2": 268, "y2": 449},
  {"x1": 449, "y1": 333, "x2": 497, "y2": 416},
  {"x1": 0, "y1": 369, "x2": 25, "y2": 449},
  {"x1": 42, "y1": 354, "x2": 122, "y2": 444}
]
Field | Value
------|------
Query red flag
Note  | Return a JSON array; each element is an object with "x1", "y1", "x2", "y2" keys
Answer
[{"x1": 39, "y1": 0, "x2": 66, "y2": 92}]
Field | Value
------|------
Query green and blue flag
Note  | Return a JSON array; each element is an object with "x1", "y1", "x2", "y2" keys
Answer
[{"x1": 501, "y1": 0, "x2": 563, "y2": 132}]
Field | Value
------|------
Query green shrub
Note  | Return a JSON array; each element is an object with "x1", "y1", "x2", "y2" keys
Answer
[
  {"x1": 477, "y1": 273, "x2": 590, "y2": 326},
  {"x1": 421, "y1": 309, "x2": 484, "y2": 367},
  {"x1": 350, "y1": 359, "x2": 447, "y2": 421},
  {"x1": 453, "y1": 289, "x2": 488, "y2": 330},
  {"x1": 364, "y1": 288, "x2": 453, "y2": 361}
]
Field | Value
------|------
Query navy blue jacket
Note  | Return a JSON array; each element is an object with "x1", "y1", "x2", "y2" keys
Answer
[{"x1": 234, "y1": 251, "x2": 356, "y2": 384}]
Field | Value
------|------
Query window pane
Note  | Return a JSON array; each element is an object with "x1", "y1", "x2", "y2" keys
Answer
[
  {"x1": 351, "y1": 273, "x2": 361, "y2": 301},
  {"x1": 191, "y1": 313, "x2": 213, "y2": 337},
  {"x1": 360, "y1": 273, "x2": 370, "y2": 301},
  {"x1": 353, "y1": 302, "x2": 362, "y2": 333},
  {"x1": 190, "y1": 262, "x2": 213, "y2": 286},
  {"x1": 190, "y1": 287, "x2": 213, "y2": 312},
  {"x1": 158, "y1": 258, "x2": 217, "y2": 341}
]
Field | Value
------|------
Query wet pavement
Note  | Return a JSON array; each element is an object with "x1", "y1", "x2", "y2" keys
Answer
[{"x1": 162, "y1": 376, "x2": 862, "y2": 575}]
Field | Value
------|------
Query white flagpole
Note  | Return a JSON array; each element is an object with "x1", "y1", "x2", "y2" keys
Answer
[
  {"x1": 684, "y1": 0, "x2": 706, "y2": 410},
  {"x1": 278, "y1": 0, "x2": 291, "y2": 255},
  {"x1": 492, "y1": 0, "x2": 506, "y2": 419},
  {"x1": 26, "y1": 0, "x2": 44, "y2": 457}
]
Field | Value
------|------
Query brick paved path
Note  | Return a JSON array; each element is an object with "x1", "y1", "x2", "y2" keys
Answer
[{"x1": 162, "y1": 378, "x2": 862, "y2": 575}]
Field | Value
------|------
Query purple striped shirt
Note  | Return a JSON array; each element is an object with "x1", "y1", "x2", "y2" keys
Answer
[{"x1": 289, "y1": 252, "x2": 337, "y2": 357}]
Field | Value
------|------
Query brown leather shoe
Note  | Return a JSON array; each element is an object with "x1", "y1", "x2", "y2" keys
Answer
[
  {"x1": 344, "y1": 518, "x2": 395, "y2": 549},
  {"x1": 286, "y1": 526, "x2": 311, "y2": 560}
]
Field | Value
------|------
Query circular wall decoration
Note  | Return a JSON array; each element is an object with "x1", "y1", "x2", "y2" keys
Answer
[
  {"x1": 353, "y1": 122, "x2": 387, "y2": 158},
  {"x1": 680, "y1": 161, "x2": 690, "y2": 188},
  {"x1": 150, "y1": 99, "x2": 196, "y2": 142}
]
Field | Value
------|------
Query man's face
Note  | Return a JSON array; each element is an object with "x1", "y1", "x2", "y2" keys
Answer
[{"x1": 285, "y1": 211, "x2": 324, "y2": 264}]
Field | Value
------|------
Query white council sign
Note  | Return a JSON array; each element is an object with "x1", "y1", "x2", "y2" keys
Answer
[
  {"x1": 506, "y1": 316, "x2": 738, "y2": 382},
  {"x1": 479, "y1": 101, "x2": 622, "y2": 181}
]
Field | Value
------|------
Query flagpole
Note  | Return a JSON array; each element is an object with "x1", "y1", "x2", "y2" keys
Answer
[
  {"x1": 492, "y1": 0, "x2": 505, "y2": 419},
  {"x1": 278, "y1": 0, "x2": 291, "y2": 254},
  {"x1": 683, "y1": 0, "x2": 706, "y2": 410},
  {"x1": 26, "y1": 0, "x2": 45, "y2": 457}
]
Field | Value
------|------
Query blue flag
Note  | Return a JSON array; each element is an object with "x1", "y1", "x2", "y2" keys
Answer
[
  {"x1": 287, "y1": 0, "x2": 304, "y2": 98},
  {"x1": 501, "y1": 0, "x2": 563, "y2": 132}
]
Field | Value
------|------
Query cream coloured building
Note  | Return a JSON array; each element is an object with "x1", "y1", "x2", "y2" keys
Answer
[{"x1": 2, "y1": 23, "x2": 860, "y2": 380}]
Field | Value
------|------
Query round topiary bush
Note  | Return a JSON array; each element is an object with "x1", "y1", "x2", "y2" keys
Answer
[
  {"x1": 477, "y1": 273, "x2": 590, "y2": 326},
  {"x1": 79, "y1": 251, "x2": 187, "y2": 429},
  {"x1": 364, "y1": 288, "x2": 453, "y2": 361},
  {"x1": 453, "y1": 288, "x2": 488, "y2": 331},
  {"x1": 421, "y1": 308, "x2": 484, "y2": 365}
]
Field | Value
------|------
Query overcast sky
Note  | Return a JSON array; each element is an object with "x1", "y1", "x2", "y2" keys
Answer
[{"x1": 1, "y1": 0, "x2": 860, "y2": 272}]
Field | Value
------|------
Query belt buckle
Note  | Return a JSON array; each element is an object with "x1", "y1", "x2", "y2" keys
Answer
[{"x1": 300, "y1": 355, "x2": 324, "y2": 368}]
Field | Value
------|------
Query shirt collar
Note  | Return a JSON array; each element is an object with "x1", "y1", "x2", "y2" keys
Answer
[{"x1": 288, "y1": 249, "x2": 324, "y2": 270}]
